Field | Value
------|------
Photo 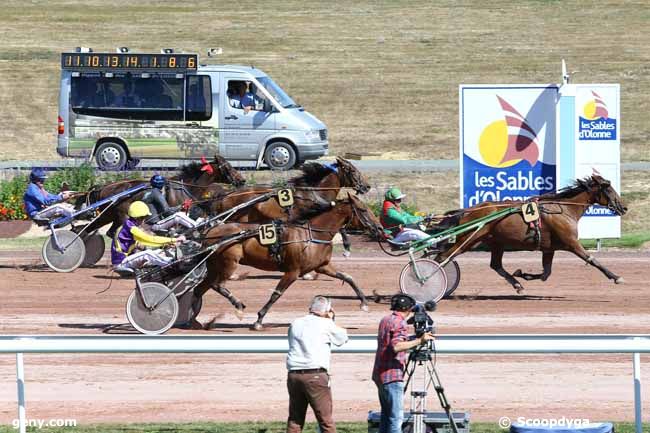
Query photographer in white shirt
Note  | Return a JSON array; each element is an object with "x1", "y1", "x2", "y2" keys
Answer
[{"x1": 285, "y1": 296, "x2": 348, "y2": 433}]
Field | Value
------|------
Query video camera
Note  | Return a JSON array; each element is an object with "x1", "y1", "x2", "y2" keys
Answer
[{"x1": 407, "y1": 300, "x2": 436, "y2": 337}]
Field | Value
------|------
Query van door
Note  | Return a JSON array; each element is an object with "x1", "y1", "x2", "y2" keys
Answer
[{"x1": 220, "y1": 76, "x2": 276, "y2": 160}]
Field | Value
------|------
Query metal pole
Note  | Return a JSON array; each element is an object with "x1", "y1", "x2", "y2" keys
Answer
[
  {"x1": 16, "y1": 352, "x2": 26, "y2": 433},
  {"x1": 633, "y1": 349, "x2": 642, "y2": 433},
  {"x1": 596, "y1": 239, "x2": 602, "y2": 252}
]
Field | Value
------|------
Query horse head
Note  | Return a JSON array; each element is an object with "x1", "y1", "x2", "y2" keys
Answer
[
  {"x1": 580, "y1": 175, "x2": 627, "y2": 216},
  {"x1": 345, "y1": 193, "x2": 385, "y2": 239},
  {"x1": 334, "y1": 157, "x2": 371, "y2": 194},
  {"x1": 203, "y1": 155, "x2": 246, "y2": 187}
]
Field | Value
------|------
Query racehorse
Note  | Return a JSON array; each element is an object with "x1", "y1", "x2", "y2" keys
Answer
[
  {"x1": 74, "y1": 155, "x2": 245, "y2": 238},
  {"x1": 434, "y1": 174, "x2": 627, "y2": 293},
  {"x1": 193, "y1": 194, "x2": 385, "y2": 330},
  {"x1": 210, "y1": 157, "x2": 370, "y2": 220},
  {"x1": 206, "y1": 157, "x2": 371, "y2": 278}
]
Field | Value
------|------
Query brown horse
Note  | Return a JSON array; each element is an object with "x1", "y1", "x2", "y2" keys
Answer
[
  {"x1": 194, "y1": 194, "x2": 385, "y2": 330},
  {"x1": 74, "y1": 155, "x2": 245, "y2": 238},
  {"x1": 211, "y1": 157, "x2": 371, "y2": 222},
  {"x1": 435, "y1": 174, "x2": 627, "y2": 293}
]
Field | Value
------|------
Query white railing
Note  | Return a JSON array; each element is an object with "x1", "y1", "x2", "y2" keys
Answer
[{"x1": 2, "y1": 334, "x2": 648, "y2": 433}]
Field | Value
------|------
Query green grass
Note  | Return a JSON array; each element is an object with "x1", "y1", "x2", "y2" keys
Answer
[
  {"x1": 581, "y1": 231, "x2": 650, "y2": 249},
  {"x1": 0, "y1": 235, "x2": 47, "y2": 250},
  {"x1": 0, "y1": 422, "x2": 645, "y2": 433},
  {"x1": 0, "y1": 1, "x2": 649, "y2": 162}
]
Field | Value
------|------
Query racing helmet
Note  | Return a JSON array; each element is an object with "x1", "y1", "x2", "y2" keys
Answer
[
  {"x1": 128, "y1": 201, "x2": 152, "y2": 218},
  {"x1": 385, "y1": 187, "x2": 406, "y2": 201},
  {"x1": 29, "y1": 168, "x2": 48, "y2": 183},
  {"x1": 150, "y1": 174, "x2": 165, "y2": 189}
]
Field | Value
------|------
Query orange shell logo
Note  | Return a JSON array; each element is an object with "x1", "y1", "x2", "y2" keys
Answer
[
  {"x1": 478, "y1": 96, "x2": 540, "y2": 168},
  {"x1": 583, "y1": 91, "x2": 609, "y2": 120}
]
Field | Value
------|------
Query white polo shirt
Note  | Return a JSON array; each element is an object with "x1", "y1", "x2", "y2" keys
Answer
[{"x1": 286, "y1": 314, "x2": 349, "y2": 372}]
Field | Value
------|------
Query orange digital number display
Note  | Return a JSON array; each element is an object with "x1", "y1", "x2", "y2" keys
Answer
[{"x1": 61, "y1": 53, "x2": 198, "y2": 71}]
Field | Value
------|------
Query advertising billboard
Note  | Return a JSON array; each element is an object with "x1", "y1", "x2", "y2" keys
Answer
[{"x1": 459, "y1": 85, "x2": 559, "y2": 208}]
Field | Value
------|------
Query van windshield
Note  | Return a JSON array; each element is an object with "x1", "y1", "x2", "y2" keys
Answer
[{"x1": 256, "y1": 76, "x2": 298, "y2": 109}]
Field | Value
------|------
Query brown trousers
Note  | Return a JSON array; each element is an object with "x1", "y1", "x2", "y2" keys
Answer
[{"x1": 286, "y1": 371, "x2": 336, "y2": 433}]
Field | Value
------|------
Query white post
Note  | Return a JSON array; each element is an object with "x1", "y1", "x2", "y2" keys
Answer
[
  {"x1": 633, "y1": 350, "x2": 642, "y2": 433},
  {"x1": 16, "y1": 352, "x2": 26, "y2": 433},
  {"x1": 596, "y1": 239, "x2": 602, "y2": 252}
]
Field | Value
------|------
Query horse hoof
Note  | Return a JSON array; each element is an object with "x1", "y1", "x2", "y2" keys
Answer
[
  {"x1": 252, "y1": 322, "x2": 264, "y2": 331},
  {"x1": 360, "y1": 304, "x2": 369, "y2": 312},
  {"x1": 301, "y1": 273, "x2": 315, "y2": 281},
  {"x1": 228, "y1": 274, "x2": 240, "y2": 281},
  {"x1": 372, "y1": 290, "x2": 383, "y2": 303},
  {"x1": 235, "y1": 309, "x2": 245, "y2": 320},
  {"x1": 513, "y1": 269, "x2": 523, "y2": 277},
  {"x1": 514, "y1": 284, "x2": 525, "y2": 294},
  {"x1": 615, "y1": 277, "x2": 625, "y2": 284}
]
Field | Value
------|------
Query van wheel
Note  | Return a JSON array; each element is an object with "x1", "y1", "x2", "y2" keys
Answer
[
  {"x1": 95, "y1": 142, "x2": 128, "y2": 171},
  {"x1": 264, "y1": 142, "x2": 296, "y2": 170}
]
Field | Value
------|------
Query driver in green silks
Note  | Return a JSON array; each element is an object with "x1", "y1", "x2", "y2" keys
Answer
[{"x1": 380, "y1": 188, "x2": 429, "y2": 243}]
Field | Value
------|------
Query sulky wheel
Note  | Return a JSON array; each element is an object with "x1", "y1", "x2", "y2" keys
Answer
[
  {"x1": 126, "y1": 282, "x2": 179, "y2": 335},
  {"x1": 166, "y1": 263, "x2": 207, "y2": 326},
  {"x1": 442, "y1": 259, "x2": 461, "y2": 298},
  {"x1": 81, "y1": 233, "x2": 106, "y2": 267},
  {"x1": 399, "y1": 258, "x2": 448, "y2": 303},
  {"x1": 42, "y1": 229, "x2": 86, "y2": 273}
]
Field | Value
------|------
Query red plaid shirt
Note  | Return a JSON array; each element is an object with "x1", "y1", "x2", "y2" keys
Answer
[{"x1": 372, "y1": 311, "x2": 410, "y2": 385}]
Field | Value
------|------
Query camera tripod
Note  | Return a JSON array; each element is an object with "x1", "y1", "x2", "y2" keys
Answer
[{"x1": 403, "y1": 343, "x2": 459, "y2": 433}]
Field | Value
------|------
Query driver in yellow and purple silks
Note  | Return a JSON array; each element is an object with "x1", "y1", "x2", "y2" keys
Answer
[
  {"x1": 380, "y1": 188, "x2": 429, "y2": 243},
  {"x1": 111, "y1": 201, "x2": 185, "y2": 275}
]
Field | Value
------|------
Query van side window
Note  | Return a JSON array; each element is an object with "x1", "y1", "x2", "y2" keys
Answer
[
  {"x1": 186, "y1": 75, "x2": 212, "y2": 121},
  {"x1": 71, "y1": 76, "x2": 183, "y2": 121}
]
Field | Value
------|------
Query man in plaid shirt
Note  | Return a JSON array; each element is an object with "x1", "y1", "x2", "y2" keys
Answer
[{"x1": 372, "y1": 294, "x2": 434, "y2": 433}]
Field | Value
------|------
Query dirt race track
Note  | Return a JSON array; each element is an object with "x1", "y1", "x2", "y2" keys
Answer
[{"x1": 0, "y1": 247, "x2": 649, "y2": 425}]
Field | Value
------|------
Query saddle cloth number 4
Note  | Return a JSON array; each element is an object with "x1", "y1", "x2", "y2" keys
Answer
[
  {"x1": 259, "y1": 224, "x2": 277, "y2": 245},
  {"x1": 521, "y1": 202, "x2": 540, "y2": 223}
]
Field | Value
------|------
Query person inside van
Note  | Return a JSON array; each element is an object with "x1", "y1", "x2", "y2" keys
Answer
[
  {"x1": 23, "y1": 168, "x2": 75, "y2": 222},
  {"x1": 228, "y1": 81, "x2": 256, "y2": 113},
  {"x1": 112, "y1": 80, "x2": 141, "y2": 108},
  {"x1": 111, "y1": 200, "x2": 186, "y2": 275}
]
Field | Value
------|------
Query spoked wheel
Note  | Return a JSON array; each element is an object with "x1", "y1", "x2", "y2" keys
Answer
[
  {"x1": 42, "y1": 230, "x2": 86, "y2": 273},
  {"x1": 81, "y1": 233, "x2": 105, "y2": 267},
  {"x1": 126, "y1": 282, "x2": 179, "y2": 335},
  {"x1": 399, "y1": 259, "x2": 448, "y2": 303},
  {"x1": 441, "y1": 259, "x2": 461, "y2": 298}
]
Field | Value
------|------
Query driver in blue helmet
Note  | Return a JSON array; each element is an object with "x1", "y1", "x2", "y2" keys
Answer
[
  {"x1": 142, "y1": 174, "x2": 201, "y2": 232},
  {"x1": 23, "y1": 168, "x2": 75, "y2": 221}
]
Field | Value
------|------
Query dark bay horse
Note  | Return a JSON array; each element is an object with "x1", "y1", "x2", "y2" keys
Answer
[
  {"x1": 211, "y1": 157, "x2": 371, "y2": 222},
  {"x1": 435, "y1": 174, "x2": 627, "y2": 293},
  {"x1": 74, "y1": 155, "x2": 245, "y2": 238},
  {"x1": 194, "y1": 194, "x2": 385, "y2": 330}
]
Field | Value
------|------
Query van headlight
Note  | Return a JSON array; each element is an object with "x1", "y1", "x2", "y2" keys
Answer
[{"x1": 304, "y1": 129, "x2": 320, "y2": 140}]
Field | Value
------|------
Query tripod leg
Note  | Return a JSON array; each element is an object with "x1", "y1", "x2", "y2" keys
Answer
[{"x1": 428, "y1": 362, "x2": 459, "y2": 433}]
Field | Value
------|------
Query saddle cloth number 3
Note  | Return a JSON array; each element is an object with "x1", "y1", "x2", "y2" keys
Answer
[
  {"x1": 521, "y1": 202, "x2": 540, "y2": 223},
  {"x1": 277, "y1": 189, "x2": 294, "y2": 207},
  {"x1": 259, "y1": 224, "x2": 277, "y2": 245}
]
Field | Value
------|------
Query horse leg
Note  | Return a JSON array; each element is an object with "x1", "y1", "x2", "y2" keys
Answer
[
  {"x1": 211, "y1": 286, "x2": 246, "y2": 319},
  {"x1": 565, "y1": 241, "x2": 624, "y2": 284},
  {"x1": 513, "y1": 251, "x2": 555, "y2": 281},
  {"x1": 315, "y1": 263, "x2": 369, "y2": 312},
  {"x1": 253, "y1": 271, "x2": 300, "y2": 331},
  {"x1": 489, "y1": 247, "x2": 525, "y2": 293}
]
